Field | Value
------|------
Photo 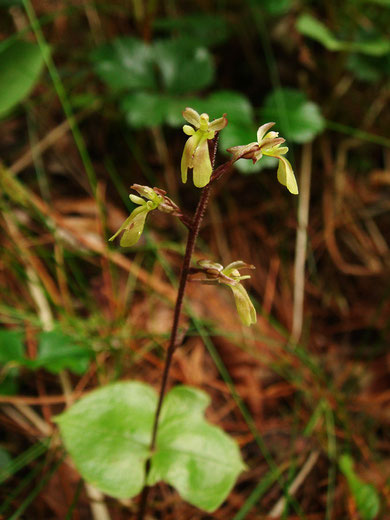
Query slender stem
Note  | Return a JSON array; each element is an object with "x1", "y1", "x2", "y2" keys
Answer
[{"x1": 137, "y1": 137, "x2": 218, "y2": 520}]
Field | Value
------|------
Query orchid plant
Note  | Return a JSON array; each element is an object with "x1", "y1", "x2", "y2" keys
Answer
[{"x1": 57, "y1": 107, "x2": 298, "y2": 520}]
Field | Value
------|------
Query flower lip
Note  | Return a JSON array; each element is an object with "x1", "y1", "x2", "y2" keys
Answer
[
  {"x1": 181, "y1": 107, "x2": 228, "y2": 188},
  {"x1": 257, "y1": 121, "x2": 276, "y2": 142}
]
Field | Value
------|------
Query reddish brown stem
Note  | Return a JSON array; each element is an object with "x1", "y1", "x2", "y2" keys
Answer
[{"x1": 137, "y1": 136, "x2": 219, "y2": 520}]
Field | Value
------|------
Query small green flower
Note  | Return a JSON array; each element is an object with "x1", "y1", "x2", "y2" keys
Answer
[
  {"x1": 181, "y1": 108, "x2": 227, "y2": 189},
  {"x1": 197, "y1": 260, "x2": 257, "y2": 327},
  {"x1": 227, "y1": 122, "x2": 299, "y2": 195},
  {"x1": 109, "y1": 185, "x2": 163, "y2": 247}
]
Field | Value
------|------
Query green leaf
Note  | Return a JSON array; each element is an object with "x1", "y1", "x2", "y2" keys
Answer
[
  {"x1": 339, "y1": 454, "x2": 380, "y2": 520},
  {"x1": 35, "y1": 329, "x2": 92, "y2": 374},
  {"x1": 261, "y1": 88, "x2": 325, "y2": 143},
  {"x1": 296, "y1": 14, "x2": 390, "y2": 56},
  {"x1": 0, "y1": 370, "x2": 19, "y2": 395},
  {"x1": 0, "y1": 329, "x2": 24, "y2": 363},
  {"x1": 0, "y1": 0, "x2": 22, "y2": 8},
  {"x1": 163, "y1": 95, "x2": 202, "y2": 127},
  {"x1": 91, "y1": 37, "x2": 156, "y2": 91},
  {"x1": 120, "y1": 92, "x2": 167, "y2": 128},
  {"x1": 0, "y1": 40, "x2": 45, "y2": 118},
  {"x1": 153, "y1": 14, "x2": 230, "y2": 47},
  {"x1": 154, "y1": 39, "x2": 214, "y2": 95},
  {"x1": 205, "y1": 90, "x2": 254, "y2": 126},
  {"x1": 296, "y1": 14, "x2": 343, "y2": 51},
  {"x1": 0, "y1": 447, "x2": 12, "y2": 470},
  {"x1": 254, "y1": 0, "x2": 292, "y2": 15},
  {"x1": 0, "y1": 330, "x2": 23, "y2": 395},
  {"x1": 56, "y1": 383, "x2": 245, "y2": 511}
]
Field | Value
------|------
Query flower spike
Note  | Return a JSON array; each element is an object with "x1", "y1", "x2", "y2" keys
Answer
[{"x1": 181, "y1": 108, "x2": 227, "y2": 188}]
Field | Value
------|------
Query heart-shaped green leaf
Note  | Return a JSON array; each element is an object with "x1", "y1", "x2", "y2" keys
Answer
[
  {"x1": 55, "y1": 382, "x2": 245, "y2": 512},
  {"x1": 260, "y1": 88, "x2": 325, "y2": 143},
  {"x1": 0, "y1": 40, "x2": 45, "y2": 118}
]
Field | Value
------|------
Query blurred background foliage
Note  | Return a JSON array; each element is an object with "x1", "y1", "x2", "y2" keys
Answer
[{"x1": 1, "y1": 0, "x2": 390, "y2": 518}]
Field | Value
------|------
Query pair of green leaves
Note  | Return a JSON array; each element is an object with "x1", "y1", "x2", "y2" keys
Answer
[{"x1": 56, "y1": 382, "x2": 245, "y2": 512}]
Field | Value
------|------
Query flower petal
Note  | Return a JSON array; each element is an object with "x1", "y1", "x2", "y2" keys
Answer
[
  {"x1": 183, "y1": 107, "x2": 201, "y2": 128},
  {"x1": 276, "y1": 156, "x2": 299, "y2": 195},
  {"x1": 226, "y1": 142, "x2": 258, "y2": 162},
  {"x1": 183, "y1": 125, "x2": 195, "y2": 136},
  {"x1": 223, "y1": 261, "x2": 255, "y2": 277},
  {"x1": 208, "y1": 114, "x2": 228, "y2": 132},
  {"x1": 276, "y1": 146, "x2": 289, "y2": 155},
  {"x1": 257, "y1": 122, "x2": 275, "y2": 143},
  {"x1": 229, "y1": 283, "x2": 257, "y2": 326},
  {"x1": 260, "y1": 137, "x2": 285, "y2": 153},
  {"x1": 119, "y1": 207, "x2": 150, "y2": 247},
  {"x1": 192, "y1": 136, "x2": 212, "y2": 188},
  {"x1": 109, "y1": 205, "x2": 149, "y2": 246},
  {"x1": 129, "y1": 194, "x2": 145, "y2": 205},
  {"x1": 181, "y1": 133, "x2": 200, "y2": 184}
]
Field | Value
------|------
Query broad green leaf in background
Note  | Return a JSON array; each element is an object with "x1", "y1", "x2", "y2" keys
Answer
[
  {"x1": 0, "y1": 327, "x2": 92, "y2": 376},
  {"x1": 205, "y1": 90, "x2": 254, "y2": 126},
  {"x1": 153, "y1": 14, "x2": 230, "y2": 47},
  {"x1": 35, "y1": 329, "x2": 92, "y2": 374},
  {"x1": 0, "y1": 40, "x2": 45, "y2": 118},
  {"x1": 154, "y1": 39, "x2": 214, "y2": 95},
  {"x1": 255, "y1": 0, "x2": 292, "y2": 16},
  {"x1": 163, "y1": 95, "x2": 202, "y2": 126},
  {"x1": 261, "y1": 88, "x2": 325, "y2": 144},
  {"x1": 92, "y1": 37, "x2": 214, "y2": 96},
  {"x1": 93, "y1": 36, "x2": 215, "y2": 127},
  {"x1": 120, "y1": 92, "x2": 168, "y2": 128},
  {"x1": 0, "y1": 447, "x2": 12, "y2": 470},
  {"x1": 296, "y1": 14, "x2": 390, "y2": 56},
  {"x1": 0, "y1": 0, "x2": 22, "y2": 7},
  {"x1": 339, "y1": 454, "x2": 380, "y2": 520},
  {"x1": 0, "y1": 329, "x2": 24, "y2": 363},
  {"x1": 91, "y1": 37, "x2": 156, "y2": 91},
  {"x1": 56, "y1": 382, "x2": 245, "y2": 512},
  {"x1": 0, "y1": 329, "x2": 24, "y2": 395},
  {"x1": 346, "y1": 28, "x2": 390, "y2": 82}
]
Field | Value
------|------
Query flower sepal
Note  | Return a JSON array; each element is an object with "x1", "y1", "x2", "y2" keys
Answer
[{"x1": 190, "y1": 259, "x2": 257, "y2": 327}]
